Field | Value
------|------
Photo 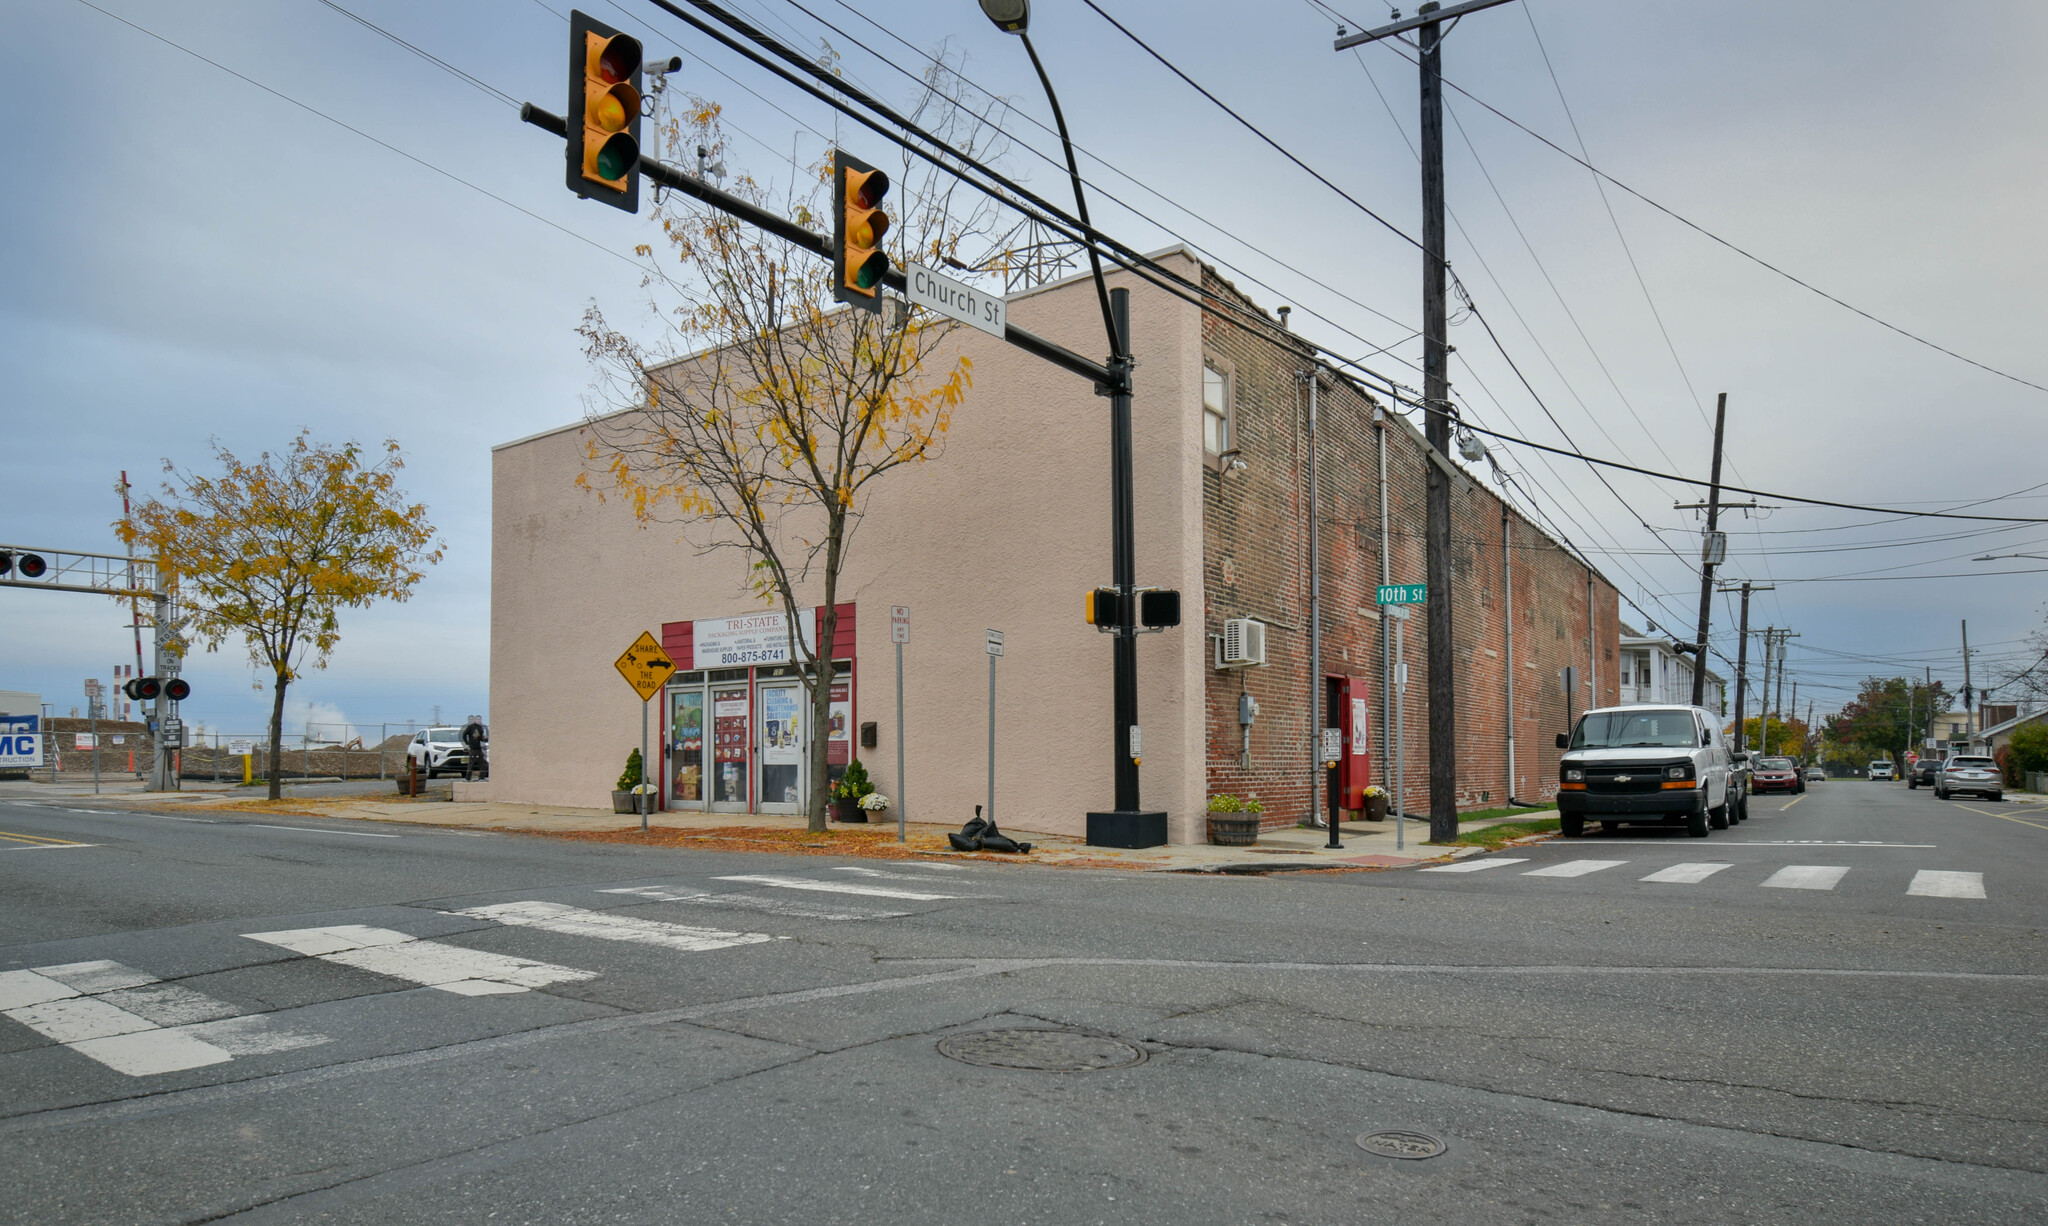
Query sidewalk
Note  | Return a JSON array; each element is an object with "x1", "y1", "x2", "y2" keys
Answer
[{"x1": 1, "y1": 778, "x2": 1546, "y2": 871}]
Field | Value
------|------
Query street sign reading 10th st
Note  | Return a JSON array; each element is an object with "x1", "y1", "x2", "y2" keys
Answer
[{"x1": 1376, "y1": 583, "x2": 1426, "y2": 605}]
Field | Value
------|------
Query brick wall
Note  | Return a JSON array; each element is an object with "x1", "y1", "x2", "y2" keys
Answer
[{"x1": 1198, "y1": 267, "x2": 1620, "y2": 829}]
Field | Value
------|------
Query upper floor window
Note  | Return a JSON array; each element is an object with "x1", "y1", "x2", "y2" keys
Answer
[{"x1": 1203, "y1": 364, "x2": 1230, "y2": 454}]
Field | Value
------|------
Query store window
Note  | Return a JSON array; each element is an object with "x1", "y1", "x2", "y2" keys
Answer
[
  {"x1": 669, "y1": 683, "x2": 705, "y2": 805},
  {"x1": 1203, "y1": 363, "x2": 1230, "y2": 454}
]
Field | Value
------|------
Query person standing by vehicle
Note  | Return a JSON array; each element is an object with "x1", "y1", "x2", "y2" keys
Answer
[{"x1": 461, "y1": 716, "x2": 487, "y2": 782}]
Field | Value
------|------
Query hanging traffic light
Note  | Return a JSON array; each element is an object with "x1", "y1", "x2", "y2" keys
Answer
[
  {"x1": 833, "y1": 150, "x2": 890, "y2": 312},
  {"x1": 566, "y1": 10, "x2": 642, "y2": 213},
  {"x1": 0, "y1": 550, "x2": 47, "y2": 579}
]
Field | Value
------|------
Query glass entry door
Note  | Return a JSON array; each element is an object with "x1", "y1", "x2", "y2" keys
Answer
[
  {"x1": 756, "y1": 682, "x2": 805, "y2": 814},
  {"x1": 710, "y1": 685, "x2": 750, "y2": 813},
  {"x1": 667, "y1": 687, "x2": 705, "y2": 809}
]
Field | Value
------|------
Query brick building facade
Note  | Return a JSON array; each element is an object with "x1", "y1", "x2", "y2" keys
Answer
[{"x1": 1196, "y1": 268, "x2": 1622, "y2": 828}]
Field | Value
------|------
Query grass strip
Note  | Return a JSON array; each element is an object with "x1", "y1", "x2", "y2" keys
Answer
[{"x1": 1427, "y1": 817, "x2": 1560, "y2": 851}]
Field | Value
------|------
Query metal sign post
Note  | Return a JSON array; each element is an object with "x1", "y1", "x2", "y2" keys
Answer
[
  {"x1": 614, "y1": 631, "x2": 677, "y2": 832},
  {"x1": 84, "y1": 679, "x2": 102, "y2": 796},
  {"x1": 1382, "y1": 606, "x2": 1410, "y2": 850},
  {"x1": 986, "y1": 629, "x2": 1004, "y2": 829},
  {"x1": 891, "y1": 606, "x2": 910, "y2": 843}
]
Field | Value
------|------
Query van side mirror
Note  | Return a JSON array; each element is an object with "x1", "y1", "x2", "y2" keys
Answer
[{"x1": 1555, "y1": 732, "x2": 1570, "y2": 749}]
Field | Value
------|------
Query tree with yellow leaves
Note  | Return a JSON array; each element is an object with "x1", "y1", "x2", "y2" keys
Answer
[
  {"x1": 119, "y1": 432, "x2": 442, "y2": 799},
  {"x1": 580, "y1": 80, "x2": 1030, "y2": 833}
]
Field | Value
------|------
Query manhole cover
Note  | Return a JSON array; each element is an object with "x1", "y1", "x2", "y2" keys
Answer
[
  {"x1": 937, "y1": 1028, "x2": 1146, "y2": 1072},
  {"x1": 1356, "y1": 1130, "x2": 1448, "y2": 1160}
]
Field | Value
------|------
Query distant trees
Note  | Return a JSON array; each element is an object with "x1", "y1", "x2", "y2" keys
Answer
[
  {"x1": 1824, "y1": 676, "x2": 1952, "y2": 766},
  {"x1": 1733, "y1": 715, "x2": 1809, "y2": 759},
  {"x1": 119, "y1": 433, "x2": 441, "y2": 799}
]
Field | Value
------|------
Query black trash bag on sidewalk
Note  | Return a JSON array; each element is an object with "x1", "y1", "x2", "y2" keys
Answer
[
  {"x1": 976, "y1": 811, "x2": 1031, "y2": 855},
  {"x1": 947, "y1": 806, "x2": 989, "y2": 852}
]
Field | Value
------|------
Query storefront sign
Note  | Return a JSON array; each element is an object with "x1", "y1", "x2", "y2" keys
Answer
[{"x1": 692, "y1": 609, "x2": 817, "y2": 668}]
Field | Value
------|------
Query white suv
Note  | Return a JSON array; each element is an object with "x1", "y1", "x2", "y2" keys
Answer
[
  {"x1": 1935, "y1": 755, "x2": 2002, "y2": 801},
  {"x1": 406, "y1": 727, "x2": 470, "y2": 778},
  {"x1": 1556, "y1": 704, "x2": 1734, "y2": 839},
  {"x1": 1868, "y1": 761, "x2": 1895, "y2": 781}
]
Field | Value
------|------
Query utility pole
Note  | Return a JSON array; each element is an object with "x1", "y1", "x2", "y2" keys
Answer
[
  {"x1": 1335, "y1": 0, "x2": 1523, "y2": 846},
  {"x1": 1687, "y1": 394, "x2": 1729, "y2": 707},
  {"x1": 1722, "y1": 581, "x2": 1772, "y2": 755},
  {"x1": 1759, "y1": 627, "x2": 1774, "y2": 755},
  {"x1": 1961, "y1": 619, "x2": 1975, "y2": 738}
]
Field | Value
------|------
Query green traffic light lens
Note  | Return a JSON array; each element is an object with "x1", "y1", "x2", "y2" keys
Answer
[
  {"x1": 855, "y1": 253, "x2": 888, "y2": 290},
  {"x1": 596, "y1": 133, "x2": 637, "y2": 182}
]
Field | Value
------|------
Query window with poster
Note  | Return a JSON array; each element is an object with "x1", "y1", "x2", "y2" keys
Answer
[{"x1": 667, "y1": 671, "x2": 706, "y2": 806}]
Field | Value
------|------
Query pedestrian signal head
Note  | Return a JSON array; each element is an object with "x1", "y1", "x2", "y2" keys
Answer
[
  {"x1": 1084, "y1": 587, "x2": 1123, "y2": 629},
  {"x1": 566, "y1": 10, "x2": 642, "y2": 212},
  {"x1": 833, "y1": 150, "x2": 890, "y2": 312}
]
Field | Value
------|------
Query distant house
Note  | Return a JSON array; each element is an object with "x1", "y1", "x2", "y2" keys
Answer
[
  {"x1": 1618, "y1": 624, "x2": 1725, "y2": 713},
  {"x1": 1969, "y1": 707, "x2": 2048, "y2": 757}
]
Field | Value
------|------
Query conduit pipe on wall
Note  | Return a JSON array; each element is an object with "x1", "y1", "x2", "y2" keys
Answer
[{"x1": 1504, "y1": 503, "x2": 1537, "y2": 808}]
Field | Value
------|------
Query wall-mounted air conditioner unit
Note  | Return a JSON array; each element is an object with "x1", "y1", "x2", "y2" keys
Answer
[{"x1": 1217, "y1": 617, "x2": 1267, "y2": 670}]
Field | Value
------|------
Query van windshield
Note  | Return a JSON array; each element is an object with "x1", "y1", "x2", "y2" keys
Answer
[{"x1": 1570, "y1": 709, "x2": 1701, "y2": 749}]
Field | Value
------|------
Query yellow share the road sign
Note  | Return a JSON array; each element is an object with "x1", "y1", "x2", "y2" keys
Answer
[{"x1": 614, "y1": 631, "x2": 676, "y2": 702}]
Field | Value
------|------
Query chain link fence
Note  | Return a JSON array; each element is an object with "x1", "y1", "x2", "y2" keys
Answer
[{"x1": 178, "y1": 722, "x2": 449, "y2": 783}]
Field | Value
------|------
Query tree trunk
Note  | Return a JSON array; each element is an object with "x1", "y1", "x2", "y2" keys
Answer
[
  {"x1": 806, "y1": 603, "x2": 838, "y2": 834},
  {"x1": 267, "y1": 672, "x2": 289, "y2": 801}
]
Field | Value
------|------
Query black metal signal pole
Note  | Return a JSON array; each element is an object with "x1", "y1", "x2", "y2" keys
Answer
[{"x1": 1336, "y1": 0, "x2": 1521, "y2": 845}]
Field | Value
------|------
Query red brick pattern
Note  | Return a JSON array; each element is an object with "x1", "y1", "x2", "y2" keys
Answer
[{"x1": 1197, "y1": 269, "x2": 1619, "y2": 829}]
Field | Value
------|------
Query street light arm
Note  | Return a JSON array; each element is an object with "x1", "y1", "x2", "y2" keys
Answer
[{"x1": 1018, "y1": 31, "x2": 1122, "y2": 360}]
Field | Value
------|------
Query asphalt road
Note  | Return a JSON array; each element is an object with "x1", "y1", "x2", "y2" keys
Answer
[{"x1": 2, "y1": 780, "x2": 2043, "y2": 1223}]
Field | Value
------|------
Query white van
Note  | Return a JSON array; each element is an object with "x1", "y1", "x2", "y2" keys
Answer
[
  {"x1": 1867, "y1": 761, "x2": 1895, "y2": 781},
  {"x1": 1555, "y1": 704, "x2": 1735, "y2": 838}
]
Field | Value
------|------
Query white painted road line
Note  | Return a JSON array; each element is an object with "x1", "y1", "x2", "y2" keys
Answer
[
  {"x1": 451, "y1": 901, "x2": 779, "y2": 952},
  {"x1": 1906, "y1": 870, "x2": 1987, "y2": 899},
  {"x1": 1419, "y1": 858, "x2": 1529, "y2": 874},
  {"x1": 828, "y1": 865, "x2": 972, "y2": 883},
  {"x1": 246, "y1": 824, "x2": 400, "y2": 838},
  {"x1": 1760, "y1": 865, "x2": 1851, "y2": 891},
  {"x1": 600, "y1": 885, "x2": 907, "y2": 921},
  {"x1": 243, "y1": 924, "x2": 596, "y2": 994},
  {"x1": 712, "y1": 874, "x2": 965, "y2": 901},
  {"x1": 1522, "y1": 860, "x2": 1627, "y2": 878},
  {"x1": 1640, "y1": 862, "x2": 1733, "y2": 884},
  {"x1": 0, "y1": 959, "x2": 328, "y2": 1076}
]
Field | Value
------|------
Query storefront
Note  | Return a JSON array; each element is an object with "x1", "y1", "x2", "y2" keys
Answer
[{"x1": 658, "y1": 604, "x2": 855, "y2": 815}]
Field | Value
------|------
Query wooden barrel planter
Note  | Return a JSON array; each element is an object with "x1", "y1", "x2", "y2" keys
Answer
[{"x1": 1207, "y1": 815, "x2": 1261, "y2": 846}]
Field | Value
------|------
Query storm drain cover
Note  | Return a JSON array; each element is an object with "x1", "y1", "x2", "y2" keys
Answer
[
  {"x1": 937, "y1": 1028, "x2": 1146, "y2": 1072},
  {"x1": 1356, "y1": 1130, "x2": 1448, "y2": 1160}
]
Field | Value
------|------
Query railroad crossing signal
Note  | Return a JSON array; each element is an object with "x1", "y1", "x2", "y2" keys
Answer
[
  {"x1": 833, "y1": 150, "x2": 891, "y2": 312},
  {"x1": 121, "y1": 677, "x2": 190, "y2": 702},
  {"x1": 0, "y1": 550, "x2": 47, "y2": 579},
  {"x1": 567, "y1": 10, "x2": 643, "y2": 213}
]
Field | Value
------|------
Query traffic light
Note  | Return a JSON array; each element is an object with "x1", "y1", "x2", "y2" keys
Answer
[
  {"x1": 0, "y1": 550, "x2": 47, "y2": 579},
  {"x1": 833, "y1": 150, "x2": 890, "y2": 312},
  {"x1": 566, "y1": 10, "x2": 642, "y2": 213},
  {"x1": 1138, "y1": 589, "x2": 1182, "y2": 628},
  {"x1": 1084, "y1": 587, "x2": 1124, "y2": 629}
]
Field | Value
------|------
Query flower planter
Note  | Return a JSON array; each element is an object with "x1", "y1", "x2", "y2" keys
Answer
[
  {"x1": 613, "y1": 791, "x2": 640, "y2": 815},
  {"x1": 1207, "y1": 815, "x2": 1261, "y2": 846},
  {"x1": 833, "y1": 797, "x2": 866, "y2": 823},
  {"x1": 1364, "y1": 794, "x2": 1390, "y2": 822}
]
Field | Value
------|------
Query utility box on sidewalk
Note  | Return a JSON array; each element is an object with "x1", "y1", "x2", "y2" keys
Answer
[{"x1": 1086, "y1": 809, "x2": 1168, "y2": 848}]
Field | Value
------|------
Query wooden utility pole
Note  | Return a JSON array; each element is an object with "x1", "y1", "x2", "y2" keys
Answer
[
  {"x1": 1725, "y1": 581, "x2": 1774, "y2": 755},
  {"x1": 1961, "y1": 619, "x2": 1975, "y2": 737},
  {"x1": 1688, "y1": 394, "x2": 1728, "y2": 707},
  {"x1": 1759, "y1": 627, "x2": 1775, "y2": 755},
  {"x1": 1334, "y1": 0, "x2": 1525, "y2": 846}
]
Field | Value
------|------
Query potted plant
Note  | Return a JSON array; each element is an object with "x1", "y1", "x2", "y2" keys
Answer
[
  {"x1": 860, "y1": 791, "x2": 891, "y2": 820},
  {"x1": 832, "y1": 758, "x2": 875, "y2": 822},
  {"x1": 1206, "y1": 793, "x2": 1264, "y2": 846},
  {"x1": 1362, "y1": 784, "x2": 1390, "y2": 822},
  {"x1": 613, "y1": 748, "x2": 647, "y2": 815}
]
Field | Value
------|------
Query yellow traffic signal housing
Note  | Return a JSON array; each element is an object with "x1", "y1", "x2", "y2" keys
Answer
[
  {"x1": 1084, "y1": 587, "x2": 1123, "y2": 629},
  {"x1": 833, "y1": 150, "x2": 890, "y2": 312},
  {"x1": 567, "y1": 10, "x2": 642, "y2": 213}
]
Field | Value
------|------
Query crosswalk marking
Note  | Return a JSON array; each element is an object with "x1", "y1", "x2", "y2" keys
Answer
[
  {"x1": 1906, "y1": 870, "x2": 1986, "y2": 899},
  {"x1": 1522, "y1": 859, "x2": 1626, "y2": 878},
  {"x1": 712, "y1": 874, "x2": 964, "y2": 901},
  {"x1": 1759, "y1": 865, "x2": 1850, "y2": 891},
  {"x1": 1419, "y1": 858, "x2": 1529, "y2": 874},
  {"x1": 828, "y1": 865, "x2": 969, "y2": 883},
  {"x1": 450, "y1": 901, "x2": 778, "y2": 952},
  {"x1": 600, "y1": 885, "x2": 906, "y2": 921},
  {"x1": 243, "y1": 925, "x2": 595, "y2": 994},
  {"x1": 1640, "y1": 862, "x2": 1733, "y2": 884},
  {"x1": 1, "y1": 960, "x2": 326, "y2": 1077}
]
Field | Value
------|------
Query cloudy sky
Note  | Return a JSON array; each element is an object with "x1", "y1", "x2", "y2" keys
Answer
[{"x1": 4, "y1": 0, "x2": 2045, "y2": 737}]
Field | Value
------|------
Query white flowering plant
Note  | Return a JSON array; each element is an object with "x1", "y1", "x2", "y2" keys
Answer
[{"x1": 860, "y1": 792, "x2": 890, "y2": 812}]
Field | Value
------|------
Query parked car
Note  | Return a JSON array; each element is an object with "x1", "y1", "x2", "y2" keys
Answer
[
  {"x1": 1868, "y1": 761, "x2": 1895, "y2": 781},
  {"x1": 1934, "y1": 755, "x2": 2003, "y2": 801},
  {"x1": 1751, "y1": 756, "x2": 1804, "y2": 795},
  {"x1": 1555, "y1": 704, "x2": 1733, "y2": 839},
  {"x1": 1803, "y1": 767, "x2": 1826, "y2": 782},
  {"x1": 406, "y1": 727, "x2": 470, "y2": 778},
  {"x1": 1907, "y1": 756, "x2": 1945, "y2": 789}
]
